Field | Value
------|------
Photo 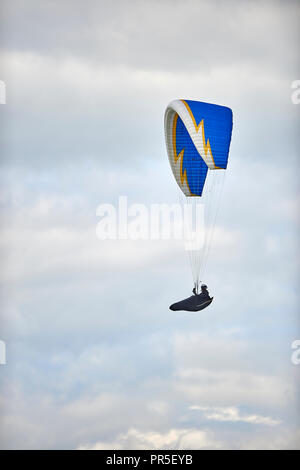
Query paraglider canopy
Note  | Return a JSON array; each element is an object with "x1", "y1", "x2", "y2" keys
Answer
[{"x1": 164, "y1": 99, "x2": 233, "y2": 197}]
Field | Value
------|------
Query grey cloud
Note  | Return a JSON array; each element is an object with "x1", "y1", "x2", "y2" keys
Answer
[
  {"x1": 1, "y1": 0, "x2": 299, "y2": 75},
  {"x1": 0, "y1": 0, "x2": 299, "y2": 450},
  {"x1": 0, "y1": 0, "x2": 299, "y2": 168}
]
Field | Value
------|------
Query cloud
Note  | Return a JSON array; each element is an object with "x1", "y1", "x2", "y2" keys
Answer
[
  {"x1": 0, "y1": 0, "x2": 299, "y2": 451},
  {"x1": 1, "y1": 0, "x2": 299, "y2": 76},
  {"x1": 189, "y1": 405, "x2": 280, "y2": 425},
  {"x1": 78, "y1": 427, "x2": 222, "y2": 450}
]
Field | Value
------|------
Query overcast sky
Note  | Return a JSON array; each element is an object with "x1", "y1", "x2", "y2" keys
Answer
[{"x1": 0, "y1": 0, "x2": 299, "y2": 450}]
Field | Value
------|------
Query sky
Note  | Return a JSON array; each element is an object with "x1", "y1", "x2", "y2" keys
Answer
[{"x1": 0, "y1": 0, "x2": 299, "y2": 450}]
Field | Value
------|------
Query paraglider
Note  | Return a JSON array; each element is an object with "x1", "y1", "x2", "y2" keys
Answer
[
  {"x1": 169, "y1": 295, "x2": 213, "y2": 312},
  {"x1": 170, "y1": 284, "x2": 213, "y2": 312},
  {"x1": 164, "y1": 99, "x2": 233, "y2": 312}
]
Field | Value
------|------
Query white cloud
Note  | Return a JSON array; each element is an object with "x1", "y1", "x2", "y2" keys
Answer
[
  {"x1": 171, "y1": 330, "x2": 294, "y2": 407},
  {"x1": 189, "y1": 405, "x2": 280, "y2": 425},
  {"x1": 0, "y1": 0, "x2": 299, "y2": 451},
  {"x1": 78, "y1": 427, "x2": 222, "y2": 450}
]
